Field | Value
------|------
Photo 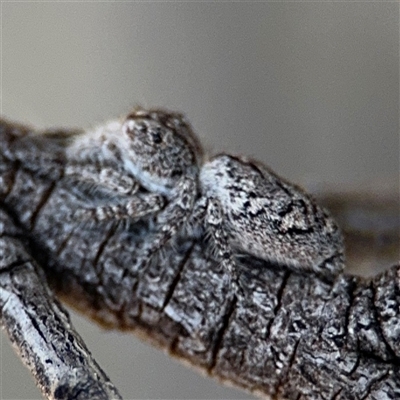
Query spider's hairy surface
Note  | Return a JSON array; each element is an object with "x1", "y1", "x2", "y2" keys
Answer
[
  {"x1": 64, "y1": 107, "x2": 345, "y2": 284},
  {"x1": 200, "y1": 155, "x2": 345, "y2": 279},
  {"x1": 66, "y1": 107, "x2": 203, "y2": 198},
  {"x1": 121, "y1": 108, "x2": 203, "y2": 197}
]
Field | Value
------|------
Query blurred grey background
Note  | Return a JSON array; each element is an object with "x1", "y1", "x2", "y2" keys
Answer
[{"x1": 1, "y1": 2, "x2": 398, "y2": 399}]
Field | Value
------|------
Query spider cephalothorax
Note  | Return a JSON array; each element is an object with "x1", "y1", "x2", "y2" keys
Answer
[{"x1": 120, "y1": 108, "x2": 203, "y2": 198}]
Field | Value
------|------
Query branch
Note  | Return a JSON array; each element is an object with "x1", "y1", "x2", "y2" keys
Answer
[
  {"x1": 0, "y1": 209, "x2": 123, "y2": 400},
  {"x1": 1, "y1": 118, "x2": 399, "y2": 399}
]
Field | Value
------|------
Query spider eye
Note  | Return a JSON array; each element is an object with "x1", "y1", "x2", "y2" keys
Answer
[
  {"x1": 171, "y1": 169, "x2": 183, "y2": 178},
  {"x1": 150, "y1": 128, "x2": 163, "y2": 144}
]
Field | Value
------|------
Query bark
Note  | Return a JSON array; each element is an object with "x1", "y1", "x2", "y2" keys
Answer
[
  {"x1": 0, "y1": 213, "x2": 123, "y2": 399},
  {"x1": 0, "y1": 118, "x2": 399, "y2": 400}
]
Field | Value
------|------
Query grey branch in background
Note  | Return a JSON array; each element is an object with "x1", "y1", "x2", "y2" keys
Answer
[{"x1": 0, "y1": 118, "x2": 399, "y2": 399}]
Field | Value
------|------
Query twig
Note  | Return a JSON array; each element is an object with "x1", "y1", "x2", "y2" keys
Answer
[
  {"x1": 1, "y1": 118, "x2": 399, "y2": 399},
  {"x1": 0, "y1": 210, "x2": 123, "y2": 400}
]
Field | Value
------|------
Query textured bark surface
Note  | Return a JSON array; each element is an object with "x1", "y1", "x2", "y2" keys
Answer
[
  {"x1": 0, "y1": 211, "x2": 123, "y2": 400},
  {"x1": 1, "y1": 119, "x2": 399, "y2": 399}
]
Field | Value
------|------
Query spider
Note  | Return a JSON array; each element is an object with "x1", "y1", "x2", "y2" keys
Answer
[{"x1": 65, "y1": 107, "x2": 345, "y2": 291}]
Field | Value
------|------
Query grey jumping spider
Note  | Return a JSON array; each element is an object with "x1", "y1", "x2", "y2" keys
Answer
[{"x1": 66, "y1": 107, "x2": 345, "y2": 290}]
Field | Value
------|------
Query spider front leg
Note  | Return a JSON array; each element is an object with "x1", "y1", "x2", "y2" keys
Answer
[
  {"x1": 74, "y1": 192, "x2": 166, "y2": 223},
  {"x1": 65, "y1": 162, "x2": 139, "y2": 197},
  {"x1": 65, "y1": 163, "x2": 166, "y2": 223}
]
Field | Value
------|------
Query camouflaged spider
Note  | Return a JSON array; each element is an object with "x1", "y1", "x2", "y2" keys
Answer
[{"x1": 66, "y1": 107, "x2": 345, "y2": 290}]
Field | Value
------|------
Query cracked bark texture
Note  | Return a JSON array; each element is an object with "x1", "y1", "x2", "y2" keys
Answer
[
  {"x1": 0, "y1": 211, "x2": 123, "y2": 399},
  {"x1": 1, "y1": 119, "x2": 399, "y2": 400}
]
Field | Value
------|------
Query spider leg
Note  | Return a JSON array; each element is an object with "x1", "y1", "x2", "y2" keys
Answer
[
  {"x1": 184, "y1": 196, "x2": 207, "y2": 239},
  {"x1": 204, "y1": 197, "x2": 243, "y2": 297},
  {"x1": 65, "y1": 163, "x2": 138, "y2": 197},
  {"x1": 73, "y1": 192, "x2": 166, "y2": 223},
  {"x1": 65, "y1": 162, "x2": 167, "y2": 223},
  {"x1": 135, "y1": 178, "x2": 197, "y2": 272}
]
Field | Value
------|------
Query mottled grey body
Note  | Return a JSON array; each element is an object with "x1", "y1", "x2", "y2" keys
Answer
[
  {"x1": 200, "y1": 156, "x2": 344, "y2": 279},
  {"x1": 65, "y1": 107, "x2": 345, "y2": 287}
]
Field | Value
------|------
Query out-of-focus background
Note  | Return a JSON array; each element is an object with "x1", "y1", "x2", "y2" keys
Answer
[{"x1": 1, "y1": 3, "x2": 398, "y2": 399}]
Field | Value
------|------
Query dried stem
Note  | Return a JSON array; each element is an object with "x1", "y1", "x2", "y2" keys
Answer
[{"x1": 1, "y1": 118, "x2": 399, "y2": 400}]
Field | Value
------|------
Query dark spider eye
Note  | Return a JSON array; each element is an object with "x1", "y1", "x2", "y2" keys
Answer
[
  {"x1": 150, "y1": 128, "x2": 163, "y2": 144},
  {"x1": 171, "y1": 169, "x2": 183, "y2": 178}
]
